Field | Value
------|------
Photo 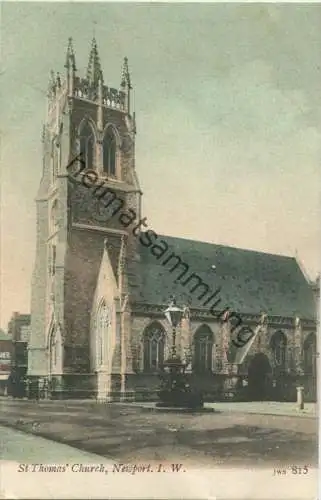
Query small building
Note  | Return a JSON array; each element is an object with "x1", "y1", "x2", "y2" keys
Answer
[
  {"x1": 7, "y1": 313, "x2": 30, "y2": 398},
  {"x1": 0, "y1": 329, "x2": 12, "y2": 395}
]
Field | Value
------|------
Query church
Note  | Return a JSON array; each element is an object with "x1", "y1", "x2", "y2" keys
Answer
[{"x1": 28, "y1": 38, "x2": 318, "y2": 402}]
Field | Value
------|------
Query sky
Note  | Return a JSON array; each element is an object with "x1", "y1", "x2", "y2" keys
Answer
[{"x1": 1, "y1": 2, "x2": 320, "y2": 329}]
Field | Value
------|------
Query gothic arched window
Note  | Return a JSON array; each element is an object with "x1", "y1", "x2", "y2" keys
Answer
[
  {"x1": 96, "y1": 302, "x2": 111, "y2": 367},
  {"x1": 103, "y1": 128, "x2": 117, "y2": 176},
  {"x1": 193, "y1": 325, "x2": 214, "y2": 373},
  {"x1": 96, "y1": 302, "x2": 110, "y2": 367},
  {"x1": 79, "y1": 121, "x2": 95, "y2": 169},
  {"x1": 303, "y1": 333, "x2": 316, "y2": 375},
  {"x1": 271, "y1": 331, "x2": 287, "y2": 370},
  {"x1": 143, "y1": 323, "x2": 165, "y2": 372}
]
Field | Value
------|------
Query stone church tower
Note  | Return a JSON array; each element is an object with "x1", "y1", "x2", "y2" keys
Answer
[{"x1": 28, "y1": 38, "x2": 141, "y2": 397}]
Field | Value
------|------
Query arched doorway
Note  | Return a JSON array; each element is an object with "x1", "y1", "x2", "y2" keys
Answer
[
  {"x1": 248, "y1": 353, "x2": 272, "y2": 401},
  {"x1": 193, "y1": 325, "x2": 214, "y2": 373}
]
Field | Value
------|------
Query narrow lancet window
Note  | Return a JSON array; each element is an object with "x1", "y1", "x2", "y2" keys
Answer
[
  {"x1": 79, "y1": 122, "x2": 95, "y2": 169},
  {"x1": 103, "y1": 129, "x2": 116, "y2": 176}
]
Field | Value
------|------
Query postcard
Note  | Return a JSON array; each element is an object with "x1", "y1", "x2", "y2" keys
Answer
[{"x1": 0, "y1": 2, "x2": 319, "y2": 499}]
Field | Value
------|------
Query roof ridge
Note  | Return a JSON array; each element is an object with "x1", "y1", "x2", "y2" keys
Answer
[{"x1": 153, "y1": 233, "x2": 295, "y2": 260}]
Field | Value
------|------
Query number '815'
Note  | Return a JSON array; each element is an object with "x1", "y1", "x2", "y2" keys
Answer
[{"x1": 291, "y1": 466, "x2": 309, "y2": 475}]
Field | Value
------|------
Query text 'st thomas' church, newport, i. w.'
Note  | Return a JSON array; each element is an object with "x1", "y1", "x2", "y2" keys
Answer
[{"x1": 28, "y1": 38, "x2": 318, "y2": 402}]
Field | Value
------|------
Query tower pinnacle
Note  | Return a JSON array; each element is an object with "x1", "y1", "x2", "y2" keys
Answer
[
  {"x1": 65, "y1": 37, "x2": 76, "y2": 71},
  {"x1": 120, "y1": 57, "x2": 132, "y2": 89},
  {"x1": 86, "y1": 37, "x2": 103, "y2": 86}
]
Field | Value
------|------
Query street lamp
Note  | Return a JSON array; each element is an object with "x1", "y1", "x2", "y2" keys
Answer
[
  {"x1": 156, "y1": 296, "x2": 204, "y2": 409},
  {"x1": 164, "y1": 297, "x2": 184, "y2": 359}
]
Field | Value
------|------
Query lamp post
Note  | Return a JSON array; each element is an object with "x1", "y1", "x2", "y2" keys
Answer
[
  {"x1": 164, "y1": 297, "x2": 184, "y2": 360},
  {"x1": 156, "y1": 296, "x2": 204, "y2": 409}
]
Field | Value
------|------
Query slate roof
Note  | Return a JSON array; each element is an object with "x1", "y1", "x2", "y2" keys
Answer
[{"x1": 128, "y1": 235, "x2": 316, "y2": 320}]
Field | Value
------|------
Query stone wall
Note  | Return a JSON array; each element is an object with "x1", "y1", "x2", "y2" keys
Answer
[
  {"x1": 127, "y1": 312, "x2": 317, "y2": 402},
  {"x1": 64, "y1": 228, "x2": 122, "y2": 352}
]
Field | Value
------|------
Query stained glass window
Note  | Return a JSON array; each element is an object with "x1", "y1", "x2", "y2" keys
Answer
[
  {"x1": 271, "y1": 331, "x2": 287, "y2": 369},
  {"x1": 143, "y1": 323, "x2": 165, "y2": 372}
]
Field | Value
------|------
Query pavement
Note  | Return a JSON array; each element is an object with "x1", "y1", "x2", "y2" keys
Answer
[
  {"x1": 0, "y1": 425, "x2": 112, "y2": 499},
  {"x1": 205, "y1": 402, "x2": 317, "y2": 418},
  {"x1": 132, "y1": 401, "x2": 317, "y2": 418}
]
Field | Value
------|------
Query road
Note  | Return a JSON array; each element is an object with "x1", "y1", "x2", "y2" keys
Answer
[{"x1": 0, "y1": 399, "x2": 317, "y2": 467}]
